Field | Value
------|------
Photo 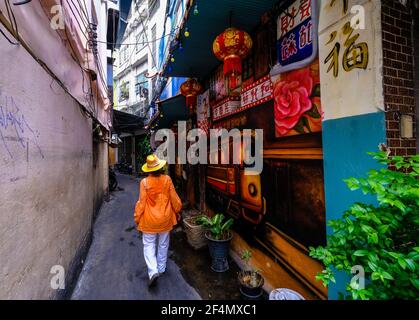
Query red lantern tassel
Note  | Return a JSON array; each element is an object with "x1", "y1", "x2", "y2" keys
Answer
[
  {"x1": 224, "y1": 55, "x2": 242, "y2": 76},
  {"x1": 186, "y1": 95, "x2": 196, "y2": 112},
  {"x1": 224, "y1": 55, "x2": 241, "y2": 89},
  {"x1": 229, "y1": 74, "x2": 237, "y2": 89}
]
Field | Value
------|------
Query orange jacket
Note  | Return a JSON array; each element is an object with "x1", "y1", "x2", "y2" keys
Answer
[{"x1": 134, "y1": 175, "x2": 182, "y2": 233}]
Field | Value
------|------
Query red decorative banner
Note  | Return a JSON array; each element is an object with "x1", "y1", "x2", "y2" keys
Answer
[
  {"x1": 240, "y1": 75, "x2": 273, "y2": 109},
  {"x1": 211, "y1": 96, "x2": 241, "y2": 121}
]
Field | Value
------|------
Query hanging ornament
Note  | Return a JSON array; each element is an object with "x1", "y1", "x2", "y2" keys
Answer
[
  {"x1": 184, "y1": 27, "x2": 190, "y2": 37},
  {"x1": 170, "y1": 55, "x2": 175, "y2": 62},
  {"x1": 212, "y1": 27, "x2": 252, "y2": 89},
  {"x1": 180, "y1": 78, "x2": 202, "y2": 114},
  {"x1": 179, "y1": 42, "x2": 184, "y2": 52}
]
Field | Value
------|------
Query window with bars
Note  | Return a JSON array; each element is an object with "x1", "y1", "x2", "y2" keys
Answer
[
  {"x1": 119, "y1": 81, "x2": 130, "y2": 101},
  {"x1": 136, "y1": 32, "x2": 146, "y2": 52},
  {"x1": 135, "y1": 73, "x2": 149, "y2": 98}
]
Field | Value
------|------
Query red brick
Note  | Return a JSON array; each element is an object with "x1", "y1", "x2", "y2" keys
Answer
[
  {"x1": 388, "y1": 139, "x2": 400, "y2": 147},
  {"x1": 395, "y1": 148, "x2": 407, "y2": 156},
  {"x1": 387, "y1": 121, "x2": 400, "y2": 130},
  {"x1": 403, "y1": 97, "x2": 415, "y2": 106},
  {"x1": 401, "y1": 140, "x2": 416, "y2": 148},
  {"x1": 407, "y1": 149, "x2": 417, "y2": 156}
]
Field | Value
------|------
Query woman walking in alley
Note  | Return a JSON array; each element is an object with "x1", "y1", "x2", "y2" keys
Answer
[{"x1": 134, "y1": 154, "x2": 182, "y2": 288}]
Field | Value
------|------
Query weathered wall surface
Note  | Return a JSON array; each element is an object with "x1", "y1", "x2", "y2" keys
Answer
[
  {"x1": 0, "y1": 34, "x2": 105, "y2": 299},
  {"x1": 93, "y1": 140, "x2": 109, "y2": 216}
]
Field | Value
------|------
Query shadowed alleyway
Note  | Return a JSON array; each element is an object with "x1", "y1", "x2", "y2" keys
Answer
[{"x1": 71, "y1": 174, "x2": 201, "y2": 300}]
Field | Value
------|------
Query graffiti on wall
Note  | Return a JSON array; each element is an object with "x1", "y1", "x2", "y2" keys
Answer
[{"x1": 0, "y1": 94, "x2": 44, "y2": 160}]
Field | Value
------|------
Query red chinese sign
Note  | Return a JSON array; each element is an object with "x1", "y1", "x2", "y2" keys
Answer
[
  {"x1": 211, "y1": 97, "x2": 241, "y2": 121},
  {"x1": 240, "y1": 75, "x2": 273, "y2": 109}
]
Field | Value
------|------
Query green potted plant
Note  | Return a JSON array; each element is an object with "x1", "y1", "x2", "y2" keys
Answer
[
  {"x1": 238, "y1": 249, "x2": 265, "y2": 299},
  {"x1": 309, "y1": 150, "x2": 419, "y2": 300},
  {"x1": 196, "y1": 214, "x2": 234, "y2": 272}
]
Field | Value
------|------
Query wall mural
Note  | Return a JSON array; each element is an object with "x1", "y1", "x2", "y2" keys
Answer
[
  {"x1": 201, "y1": 0, "x2": 327, "y2": 299},
  {"x1": 272, "y1": 60, "x2": 323, "y2": 137}
]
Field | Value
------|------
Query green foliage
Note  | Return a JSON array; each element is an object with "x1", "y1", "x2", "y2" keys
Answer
[
  {"x1": 309, "y1": 151, "x2": 419, "y2": 300},
  {"x1": 241, "y1": 249, "x2": 252, "y2": 263},
  {"x1": 196, "y1": 214, "x2": 234, "y2": 240},
  {"x1": 137, "y1": 135, "x2": 152, "y2": 173},
  {"x1": 239, "y1": 249, "x2": 263, "y2": 287}
]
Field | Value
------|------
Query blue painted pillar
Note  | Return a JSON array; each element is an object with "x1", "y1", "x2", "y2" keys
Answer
[{"x1": 322, "y1": 112, "x2": 387, "y2": 298}]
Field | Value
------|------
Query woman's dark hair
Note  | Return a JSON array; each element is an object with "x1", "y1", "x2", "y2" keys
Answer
[{"x1": 149, "y1": 168, "x2": 165, "y2": 176}]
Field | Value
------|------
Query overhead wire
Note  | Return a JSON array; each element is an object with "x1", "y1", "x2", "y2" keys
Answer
[
  {"x1": 60, "y1": 0, "x2": 97, "y2": 116},
  {"x1": 5, "y1": 0, "x2": 20, "y2": 42}
]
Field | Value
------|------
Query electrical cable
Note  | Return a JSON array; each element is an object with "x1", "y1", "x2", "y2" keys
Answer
[
  {"x1": 140, "y1": 15, "x2": 157, "y2": 69},
  {"x1": 60, "y1": 0, "x2": 97, "y2": 115},
  {"x1": 69, "y1": 0, "x2": 89, "y2": 28},
  {"x1": 0, "y1": 24, "x2": 18, "y2": 45},
  {"x1": 98, "y1": 27, "x2": 180, "y2": 47},
  {"x1": 64, "y1": 0, "x2": 89, "y2": 41},
  {"x1": 12, "y1": 0, "x2": 32, "y2": 5},
  {"x1": 5, "y1": 0, "x2": 20, "y2": 42}
]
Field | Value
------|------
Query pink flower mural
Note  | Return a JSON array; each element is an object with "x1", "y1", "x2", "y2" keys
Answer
[{"x1": 273, "y1": 60, "x2": 323, "y2": 137}]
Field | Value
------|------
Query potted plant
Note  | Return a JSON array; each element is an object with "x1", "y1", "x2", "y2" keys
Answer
[
  {"x1": 183, "y1": 214, "x2": 207, "y2": 250},
  {"x1": 196, "y1": 214, "x2": 234, "y2": 272},
  {"x1": 238, "y1": 249, "x2": 265, "y2": 299}
]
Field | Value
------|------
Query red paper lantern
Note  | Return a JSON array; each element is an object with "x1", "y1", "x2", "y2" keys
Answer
[
  {"x1": 180, "y1": 78, "x2": 202, "y2": 113},
  {"x1": 213, "y1": 27, "x2": 253, "y2": 89}
]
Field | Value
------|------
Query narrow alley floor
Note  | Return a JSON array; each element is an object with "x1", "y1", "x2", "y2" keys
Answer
[
  {"x1": 71, "y1": 174, "x2": 201, "y2": 300},
  {"x1": 70, "y1": 173, "x2": 245, "y2": 300}
]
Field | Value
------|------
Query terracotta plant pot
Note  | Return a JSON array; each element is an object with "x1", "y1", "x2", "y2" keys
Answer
[{"x1": 205, "y1": 231, "x2": 233, "y2": 272}]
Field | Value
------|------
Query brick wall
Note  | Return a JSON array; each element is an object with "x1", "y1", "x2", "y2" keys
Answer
[{"x1": 382, "y1": 0, "x2": 417, "y2": 156}]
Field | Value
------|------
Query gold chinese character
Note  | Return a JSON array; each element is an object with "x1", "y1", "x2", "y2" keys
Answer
[
  {"x1": 342, "y1": 22, "x2": 369, "y2": 72},
  {"x1": 324, "y1": 23, "x2": 369, "y2": 78},
  {"x1": 330, "y1": 0, "x2": 349, "y2": 15},
  {"x1": 324, "y1": 31, "x2": 340, "y2": 78}
]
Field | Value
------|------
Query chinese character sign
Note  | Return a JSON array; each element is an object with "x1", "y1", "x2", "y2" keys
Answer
[
  {"x1": 324, "y1": 22, "x2": 369, "y2": 78},
  {"x1": 272, "y1": 60, "x2": 323, "y2": 137},
  {"x1": 318, "y1": 0, "x2": 382, "y2": 121},
  {"x1": 272, "y1": 0, "x2": 318, "y2": 74},
  {"x1": 211, "y1": 98, "x2": 241, "y2": 122},
  {"x1": 241, "y1": 76, "x2": 273, "y2": 109}
]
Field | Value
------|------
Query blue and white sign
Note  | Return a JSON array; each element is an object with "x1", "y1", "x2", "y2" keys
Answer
[{"x1": 271, "y1": 0, "x2": 319, "y2": 75}]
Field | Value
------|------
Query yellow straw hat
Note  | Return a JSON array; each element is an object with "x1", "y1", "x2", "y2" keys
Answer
[{"x1": 141, "y1": 154, "x2": 167, "y2": 173}]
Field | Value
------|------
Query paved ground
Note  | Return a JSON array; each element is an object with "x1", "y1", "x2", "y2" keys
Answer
[{"x1": 71, "y1": 173, "x2": 201, "y2": 300}]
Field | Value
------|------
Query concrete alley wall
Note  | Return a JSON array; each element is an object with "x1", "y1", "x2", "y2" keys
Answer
[{"x1": 0, "y1": 36, "x2": 105, "y2": 299}]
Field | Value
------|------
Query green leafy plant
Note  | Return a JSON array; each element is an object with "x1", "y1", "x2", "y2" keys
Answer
[
  {"x1": 309, "y1": 151, "x2": 419, "y2": 300},
  {"x1": 137, "y1": 135, "x2": 152, "y2": 173},
  {"x1": 239, "y1": 249, "x2": 263, "y2": 288},
  {"x1": 196, "y1": 214, "x2": 234, "y2": 240}
]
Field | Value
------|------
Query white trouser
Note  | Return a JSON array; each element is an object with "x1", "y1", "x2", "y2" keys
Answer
[{"x1": 142, "y1": 232, "x2": 170, "y2": 279}]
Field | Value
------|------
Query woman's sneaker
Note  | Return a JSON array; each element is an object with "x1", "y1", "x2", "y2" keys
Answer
[{"x1": 148, "y1": 273, "x2": 159, "y2": 287}]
